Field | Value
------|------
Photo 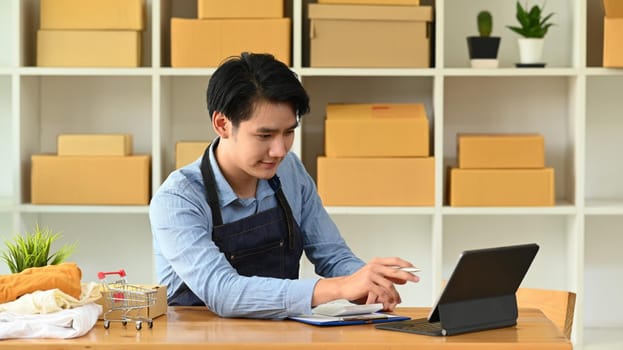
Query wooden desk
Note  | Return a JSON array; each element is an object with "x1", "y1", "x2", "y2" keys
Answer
[{"x1": 3, "y1": 307, "x2": 571, "y2": 349}]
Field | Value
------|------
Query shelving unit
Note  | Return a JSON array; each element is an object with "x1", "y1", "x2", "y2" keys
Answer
[{"x1": 0, "y1": 0, "x2": 621, "y2": 348}]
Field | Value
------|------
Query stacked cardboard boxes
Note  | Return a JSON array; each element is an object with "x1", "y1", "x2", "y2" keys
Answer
[
  {"x1": 171, "y1": 0, "x2": 290, "y2": 67},
  {"x1": 317, "y1": 103, "x2": 434, "y2": 206},
  {"x1": 449, "y1": 134, "x2": 555, "y2": 206},
  {"x1": 308, "y1": 0, "x2": 432, "y2": 68},
  {"x1": 31, "y1": 134, "x2": 151, "y2": 205},
  {"x1": 37, "y1": 0, "x2": 144, "y2": 67}
]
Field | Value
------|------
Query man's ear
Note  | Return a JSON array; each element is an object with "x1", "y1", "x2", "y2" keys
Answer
[{"x1": 212, "y1": 111, "x2": 231, "y2": 139}]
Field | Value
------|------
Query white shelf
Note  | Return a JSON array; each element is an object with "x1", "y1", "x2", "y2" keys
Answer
[
  {"x1": 442, "y1": 67, "x2": 579, "y2": 76},
  {"x1": 585, "y1": 200, "x2": 623, "y2": 215},
  {"x1": 325, "y1": 206, "x2": 435, "y2": 215},
  {"x1": 17, "y1": 67, "x2": 154, "y2": 76},
  {"x1": 441, "y1": 202, "x2": 577, "y2": 216},
  {"x1": 158, "y1": 67, "x2": 217, "y2": 76},
  {"x1": 583, "y1": 327, "x2": 623, "y2": 350},
  {"x1": 298, "y1": 67, "x2": 436, "y2": 77}
]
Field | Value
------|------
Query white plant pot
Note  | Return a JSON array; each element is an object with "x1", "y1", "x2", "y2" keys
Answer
[{"x1": 518, "y1": 38, "x2": 544, "y2": 64}]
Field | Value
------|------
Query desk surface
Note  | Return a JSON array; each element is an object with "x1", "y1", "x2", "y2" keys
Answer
[{"x1": 4, "y1": 307, "x2": 571, "y2": 349}]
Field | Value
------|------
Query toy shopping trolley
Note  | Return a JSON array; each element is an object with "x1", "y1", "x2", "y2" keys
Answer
[{"x1": 98, "y1": 269, "x2": 157, "y2": 330}]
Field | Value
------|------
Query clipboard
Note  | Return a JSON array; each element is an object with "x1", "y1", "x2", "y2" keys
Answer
[{"x1": 289, "y1": 313, "x2": 410, "y2": 326}]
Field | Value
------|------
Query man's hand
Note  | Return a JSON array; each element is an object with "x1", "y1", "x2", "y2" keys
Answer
[{"x1": 312, "y1": 257, "x2": 419, "y2": 310}]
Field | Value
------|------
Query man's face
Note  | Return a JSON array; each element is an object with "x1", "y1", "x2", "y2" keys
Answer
[{"x1": 226, "y1": 100, "x2": 298, "y2": 181}]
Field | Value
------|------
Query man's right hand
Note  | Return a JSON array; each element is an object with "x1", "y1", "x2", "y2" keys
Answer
[{"x1": 312, "y1": 257, "x2": 419, "y2": 311}]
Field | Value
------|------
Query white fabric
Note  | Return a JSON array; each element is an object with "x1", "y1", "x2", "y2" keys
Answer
[
  {"x1": 0, "y1": 282, "x2": 101, "y2": 315},
  {"x1": 0, "y1": 303, "x2": 101, "y2": 339}
]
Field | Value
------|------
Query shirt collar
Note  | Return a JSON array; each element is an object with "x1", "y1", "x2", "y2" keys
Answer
[{"x1": 208, "y1": 137, "x2": 275, "y2": 208}]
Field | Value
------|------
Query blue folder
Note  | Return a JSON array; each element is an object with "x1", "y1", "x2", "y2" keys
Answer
[{"x1": 289, "y1": 313, "x2": 410, "y2": 326}]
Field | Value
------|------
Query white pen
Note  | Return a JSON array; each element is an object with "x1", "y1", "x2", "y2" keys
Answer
[{"x1": 395, "y1": 267, "x2": 421, "y2": 273}]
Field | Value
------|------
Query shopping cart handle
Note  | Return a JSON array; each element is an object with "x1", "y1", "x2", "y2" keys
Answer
[{"x1": 97, "y1": 269, "x2": 127, "y2": 280}]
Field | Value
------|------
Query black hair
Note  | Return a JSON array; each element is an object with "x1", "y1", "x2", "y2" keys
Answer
[{"x1": 206, "y1": 52, "x2": 310, "y2": 127}]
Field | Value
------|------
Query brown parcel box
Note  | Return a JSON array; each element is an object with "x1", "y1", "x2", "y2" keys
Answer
[
  {"x1": 171, "y1": 18, "x2": 291, "y2": 67},
  {"x1": 308, "y1": 4, "x2": 432, "y2": 68},
  {"x1": 603, "y1": 0, "x2": 623, "y2": 67},
  {"x1": 96, "y1": 285, "x2": 167, "y2": 321},
  {"x1": 198, "y1": 0, "x2": 284, "y2": 19},
  {"x1": 37, "y1": 30, "x2": 141, "y2": 67},
  {"x1": 317, "y1": 157, "x2": 434, "y2": 206},
  {"x1": 58, "y1": 134, "x2": 133, "y2": 156},
  {"x1": 325, "y1": 103, "x2": 429, "y2": 157},
  {"x1": 40, "y1": 0, "x2": 144, "y2": 30},
  {"x1": 176, "y1": 141, "x2": 211, "y2": 169},
  {"x1": 457, "y1": 134, "x2": 545, "y2": 169},
  {"x1": 449, "y1": 168, "x2": 555, "y2": 207},
  {"x1": 31, "y1": 155, "x2": 150, "y2": 205}
]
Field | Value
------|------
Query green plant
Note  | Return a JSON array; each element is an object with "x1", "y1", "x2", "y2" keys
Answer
[
  {"x1": 507, "y1": 1, "x2": 555, "y2": 38},
  {"x1": 478, "y1": 11, "x2": 493, "y2": 37},
  {"x1": 1, "y1": 224, "x2": 77, "y2": 273}
]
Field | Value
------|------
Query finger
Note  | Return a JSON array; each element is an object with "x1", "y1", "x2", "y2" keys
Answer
[{"x1": 366, "y1": 292, "x2": 376, "y2": 305}]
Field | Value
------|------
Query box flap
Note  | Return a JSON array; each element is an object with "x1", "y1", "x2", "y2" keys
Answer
[
  {"x1": 326, "y1": 103, "x2": 427, "y2": 119},
  {"x1": 603, "y1": 0, "x2": 623, "y2": 17},
  {"x1": 309, "y1": 4, "x2": 432, "y2": 22}
]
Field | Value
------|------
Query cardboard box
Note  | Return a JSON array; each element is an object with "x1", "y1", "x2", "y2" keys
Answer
[
  {"x1": 198, "y1": 0, "x2": 284, "y2": 19},
  {"x1": 325, "y1": 103, "x2": 429, "y2": 157},
  {"x1": 449, "y1": 168, "x2": 555, "y2": 207},
  {"x1": 308, "y1": 4, "x2": 432, "y2": 68},
  {"x1": 171, "y1": 18, "x2": 291, "y2": 67},
  {"x1": 40, "y1": 0, "x2": 144, "y2": 30},
  {"x1": 603, "y1": 0, "x2": 623, "y2": 67},
  {"x1": 317, "y1": 157, "x2": 434, "y2": 206},
  {"x1": 96, "y1": 285, "x2": 167, "y2": 321},
  {"x1": 31, "y1": 155, "x2": 151, "y2": 205},
  {"x1": 457, "y1": 134, "x2": 544, "y2": 169},
  {"x1": 37, "y1": 30, "x2": 141, "y2": 67},
  {"x1": 176, "y1": 141, "x2": 211, "y2": 169},
  {"x1": 58, "y1": 134, "x2": 133, "y2": 156},
  {"x1": 318, "y1": 0, "x2": 420, "y2": 4}
]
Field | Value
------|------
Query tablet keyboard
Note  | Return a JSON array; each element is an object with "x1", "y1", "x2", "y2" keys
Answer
[{"x1": 376, "y1": 318, "x2": 444, "y2": 336}]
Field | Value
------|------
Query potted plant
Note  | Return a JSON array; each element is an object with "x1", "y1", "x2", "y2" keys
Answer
[
  {"x1": 467, "y1": 10, "x2": 501, "y2": 68},
  {"x1": 507, "y1": 1, "x2": 555, "y2": 67},
  {"x1": 1, "y1": 224, "x2": 77, "y2": 273}
]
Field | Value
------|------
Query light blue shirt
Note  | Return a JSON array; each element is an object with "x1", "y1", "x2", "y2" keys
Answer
[{"x1": 149, "y1": 141, "x2": 365, "y2": 319}]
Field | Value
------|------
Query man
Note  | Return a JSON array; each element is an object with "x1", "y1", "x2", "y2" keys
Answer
[{"x1": 150, "y1": 52, "x2": 418, "y2": 319}]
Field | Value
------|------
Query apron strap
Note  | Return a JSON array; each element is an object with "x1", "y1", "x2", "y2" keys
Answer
[
  {"x1": 269, "y1": 176, "x2": 297, "y2": 250},
  {"x1": 200, "y1": 143, "x2": 224, "y2": 226}
]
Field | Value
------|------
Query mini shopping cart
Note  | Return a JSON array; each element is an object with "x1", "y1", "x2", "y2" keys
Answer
[{"x1": 97, "y1": 269, "x2": 157, "y2": 330}]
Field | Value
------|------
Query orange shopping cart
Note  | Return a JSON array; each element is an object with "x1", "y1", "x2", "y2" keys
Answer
[{"x1": 97, "y1": 269, "x2": 157, "y2": 330}]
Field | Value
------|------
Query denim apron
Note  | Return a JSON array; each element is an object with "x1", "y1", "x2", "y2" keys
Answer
[{"x1": 168, "y1": 143, "x2": 304, "y2": 306}]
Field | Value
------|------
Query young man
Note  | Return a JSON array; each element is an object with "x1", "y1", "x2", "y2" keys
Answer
[{"x1": 149, "y1": 53, "x2": 418, "y2": 319}]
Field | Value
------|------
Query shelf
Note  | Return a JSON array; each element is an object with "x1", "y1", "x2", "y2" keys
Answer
[
  {"x1": 325, "y1": 206, "x2": 435, "y2": 215},
  {"x1": 586, "y1": 68, "x2": 623, "y2": 76},
  {"x1": 158, "y1": 67, "x2": 217, "y2": 76},
  {"x1": 2, "y1": 1, "x2": 622, "y2": 347},
  {"x1": 583, "y1": 327, "x2": 623, "y2": 350},
  {"x1": 18, "y1": 204, "x2": 150, "y2": 214},
  {"x1": 298, "y1": 67, "x2": 436, "y2": 77},
  {"x1": 441, "y1": 202, "x2": 576, "y2": 215},
  {"x1": 585, "y1": 200, "x2": 623, "y2": 215},
  {"x1": 442, "y1": 67, "x2": 579, "y2": 77},
  {"x1": 17, "y1": 67, "x2": 154, "y2": 76}
]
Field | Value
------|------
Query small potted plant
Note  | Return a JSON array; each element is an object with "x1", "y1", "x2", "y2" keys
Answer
[
  {"x1": 507, "y1": 1, "x2": 555, "y2": 67},
  {"x1": 467, "y1": 10, "x2": 501, "y2": 68},
  {"x1": 1, "y1": 224, "x2": 76, "y2": 273}
]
